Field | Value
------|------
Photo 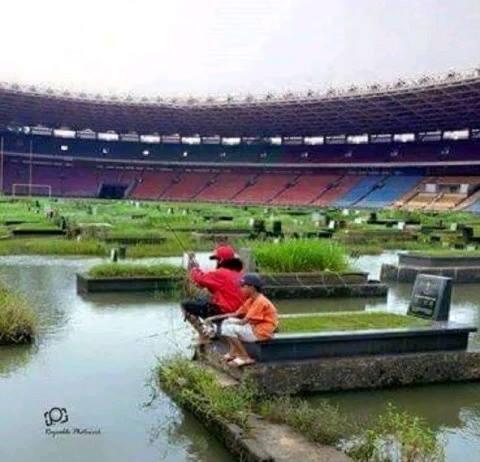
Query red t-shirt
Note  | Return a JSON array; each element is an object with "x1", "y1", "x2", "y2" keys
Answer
[{"x1": 189, "y1": 267, "x2": 244, "y2": 313}]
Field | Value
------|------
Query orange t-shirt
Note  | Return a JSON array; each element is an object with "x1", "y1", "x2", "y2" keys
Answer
[{"x1": 238, "y1": 294, "x2": 278, "y2": 340}]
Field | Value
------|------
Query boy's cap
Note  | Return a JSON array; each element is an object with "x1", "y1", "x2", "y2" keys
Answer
[
  {"x1": 209, "y1": 245, "x2": 235, "y2": 261},
  {"x1": 240, "y1": 273, "x2": 264, "y2": 290}
]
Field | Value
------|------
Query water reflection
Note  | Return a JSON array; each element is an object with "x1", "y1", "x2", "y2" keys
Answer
[
  {"x1": 0, "y1": 256, "x2": 233, "y2": 462},
  {"x1": 0, "y1": 344, "x2": 37, "y2": 377}
]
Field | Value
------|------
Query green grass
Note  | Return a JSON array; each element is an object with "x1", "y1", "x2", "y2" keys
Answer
[
  {"x1": 0, "y1": 238, "x2": 108, "y2": 256},
  {"x1": 253, "y1": 239, "x2": 348, "y2": 273},
  {"x1": 259, "y1": 396, "x2": 359, "y2": 446},
  {"x1": 0, "y1": 284, "x2": 36, "y2": 342},
  {"x1": 157, "y1": 356, "x2": 255, "y2": 429},
  {"x1": 158, "y1": 357, "x2": 445, "y2": 461},
  {"x1": 88, "y1": 262, "x2": 185, "y2": 278},
  {"x1": 279, "y1": 312, "x2": 430, "y2": 333}
]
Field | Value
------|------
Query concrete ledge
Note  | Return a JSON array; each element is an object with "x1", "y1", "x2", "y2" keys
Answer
[
  {"x1": 380, "y1": 263, "x2": 480, "y2": 283},
  {"x1": 264, "y1": 282, "x2": 387, "y2": 299},
  {"x1": 399, "y1": 253, "x2": 480, "y2": 268},
  {"x1": 202, "y1": 347, "x2": 480, "y2": 394},
  {"x1": 262, "y1": 272, "x2": 368, "y2": 286},
  {"x1": 222, "y1": 322, "x2": 476, "y2": 362},
  {"x1": 76, "y1": 273, "x2": 182, "y2": 294},
  {"x1": 11, "y1": 229, "x2": 65, "y2": 238}
]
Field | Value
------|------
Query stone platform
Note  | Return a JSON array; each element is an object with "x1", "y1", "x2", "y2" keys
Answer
[
  {"x1": 381, "y1": 253, "x2": 480, "y2": 283},
  {"x1": 242, "y1": 323, "x2": 475, "y2": 362},
  {"x1": 262, "y1": 272, "x2": 387, "y2": 299},
  {"x1": 76, "y1": 273, "x2": 182, "y2": 294},
  {"x1": 202, "y1": 344, "x2": 480, "y2": 395}
]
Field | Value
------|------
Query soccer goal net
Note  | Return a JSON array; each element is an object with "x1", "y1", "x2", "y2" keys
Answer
[{"x1": 12, "y1": 183, "x2": 52, "y2": 197}]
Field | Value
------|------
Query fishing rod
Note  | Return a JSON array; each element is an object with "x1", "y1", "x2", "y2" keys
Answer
[{"x1": 164, "y1": 220, "x2": 199, "y2": 267}]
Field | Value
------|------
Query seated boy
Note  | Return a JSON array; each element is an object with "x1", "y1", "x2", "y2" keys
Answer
[{"x1": 206, "y1": 273, "x2": 278, "y2": 367}]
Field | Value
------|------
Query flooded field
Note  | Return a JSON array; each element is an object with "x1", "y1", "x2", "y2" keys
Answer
[{"x1": 0, "y1": 252, "x2": 478, "y2": 461}]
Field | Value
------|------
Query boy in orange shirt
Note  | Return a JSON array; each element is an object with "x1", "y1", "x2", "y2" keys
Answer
[{"x1": 206, "y1": 273, "x2": 278, "y2": 367}]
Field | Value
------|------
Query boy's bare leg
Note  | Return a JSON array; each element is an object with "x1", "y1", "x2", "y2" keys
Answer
[
  {"x1": 225, "y1": 337, "x2": 238, "y2": 357},
  {"x1": 228, "y1": 337, "x2": 253, "y2": 360}
]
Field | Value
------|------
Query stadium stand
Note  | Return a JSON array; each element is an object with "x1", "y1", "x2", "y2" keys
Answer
[
  {"x1": 270, "y1": 174, "x2": 340, "y2": 205},
  {"x1": 231, "y1": 173, "x2": 295, "y2": 204},
  {"x1": 0, "y1": 69, "x2": 479, "y2": 209},
  {"x1": 334, "y1": 176, "x2": 385, "y2": 207},
  {"x1": 356, "y1": 175, "x2": 423, "y2": 208}
]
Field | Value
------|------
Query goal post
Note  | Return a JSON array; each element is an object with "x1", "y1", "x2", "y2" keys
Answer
[{"x1": 12, "y1": 183, "x2": 52, "y2": 198}]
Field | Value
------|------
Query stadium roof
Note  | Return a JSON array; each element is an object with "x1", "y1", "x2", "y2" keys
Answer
[{"x1": 0, "y1": 69, "x2": 480, "y2": 137}]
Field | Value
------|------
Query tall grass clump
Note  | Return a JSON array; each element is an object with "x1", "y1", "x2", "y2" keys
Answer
[
  {"x1": 0, "y1": 284, "x2": 36, "y2": 343},
  {"x1": 347, "y1": 404, "x2": 445, "y2": 462},
  {"x1": 88, "y1": 263, "x2": 185, "y2": 278},
  {"x1": 258, "y1": 396, "x2": 358, "y2": 446},
  {"x1": 157, "y1": 356, "x2": 256, "y2": 429},
  {"x1": 253, "y1": 239, "x2": 348, "y2": 273}
]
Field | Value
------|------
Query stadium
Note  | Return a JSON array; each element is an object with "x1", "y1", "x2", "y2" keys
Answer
[{"x1": 1, "y1": 68, "x2": 480, "y2": 211}]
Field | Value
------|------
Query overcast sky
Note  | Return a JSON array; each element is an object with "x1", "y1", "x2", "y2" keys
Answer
[{"x1": 1, "y1": 0, "x2": 479, "y2": 97}]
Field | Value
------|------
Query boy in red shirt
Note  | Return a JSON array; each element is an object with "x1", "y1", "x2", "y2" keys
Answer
[
  {"x1": 206, "y1": 273, "x2": 278, "y2": 367},
  {"x1": 182, "y1": 245, "x2": 245, "y2": 341}
]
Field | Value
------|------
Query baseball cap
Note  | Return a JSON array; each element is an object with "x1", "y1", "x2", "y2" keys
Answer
[
  {"x1": 240, "y1": 273, "x2": 264, "y2": 290},
  {"x1": 209, "y1": 245, "x2": 236, "y2": 261}
]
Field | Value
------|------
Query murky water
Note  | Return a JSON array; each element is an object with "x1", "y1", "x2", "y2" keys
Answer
[
  {"x1": 0, "y1": 251, "x2": 479, "y2": 461},
  {"x1": 0, "y1": 255, "x2": 233, "y2": 462}
]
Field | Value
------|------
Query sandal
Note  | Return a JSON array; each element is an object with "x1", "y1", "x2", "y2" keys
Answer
[
  {"x1": 228, "y1": 357, "x2": 256, "y2": 368},
  {"x1": 223, "y1": 353, "x2": 235, "y2": 361}
]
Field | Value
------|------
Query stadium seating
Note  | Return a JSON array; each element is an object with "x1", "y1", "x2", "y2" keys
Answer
[
  {"x1": 270, "y1": 174, "x2": 340, "y2": 205},
  {"x1": 230, "y1": 173, "x2": 295, "y2": 204},
  {"x1": 130, "y1": 170, "x2": 177, "y2": 199},
  {"x1": 334, "y1": 176, "x2": 385, "y2": 207},
  {"x1": 355, "y1": 175, "x2": 423, "y2": 208},
  {"x1": 161, "y1": 171, "x2": 217, "y2": 200},
  {"x1": 195, "y1": 172, "x2": 252, "y2": 201}
]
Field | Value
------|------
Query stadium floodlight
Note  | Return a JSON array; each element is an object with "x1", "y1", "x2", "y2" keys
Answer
[
  {"x1": 54, "y1": 129, "x2": 75, "y2": 139},
  {"x1": 182, "y1": 151, "x2": 188, "y2": 158},
  {"x1": 142, "y1": 149, "x2": 150, "y2": 156},
  {"x1": 102, "y1": 147, "x2": 109, "y2": 155},
  {"x1": 60, "y1": 145, "x2": 69, "y2": 152}
]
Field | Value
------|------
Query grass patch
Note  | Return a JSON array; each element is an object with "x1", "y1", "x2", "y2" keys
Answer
[
  {"x1": 158, "y1": 357, "x2": 445, "y2": 461},
  {"x1": 0, "y1": 238, "x2": 107, "y2": 256},
  {"x1": 279, "y1": 312, "x2": 430, "y2": 333},
  {"x1": 88, "y1": 262, "x2": 185, "y2": 278},
  {"x1": 0, "y1": 284, "x2": 36, "y2": 343},
  {"x1": 157, "y1": 356, "x2": 255, "y2": 429},
  {"x1": 258, "y1": 396, "x2": 357, "y2": 446},
  {"x1": 253, "y1": 239, "x2": 348, "y2": 273}
]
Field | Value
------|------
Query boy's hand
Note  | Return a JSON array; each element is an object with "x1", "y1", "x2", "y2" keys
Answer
[{"x1": 187, "y1": 252, "x2": 199, "y2": 269}]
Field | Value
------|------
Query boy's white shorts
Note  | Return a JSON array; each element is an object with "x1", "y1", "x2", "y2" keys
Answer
[{"x1": 220, "y1": 319, "x2": 257, "y2": 342}]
